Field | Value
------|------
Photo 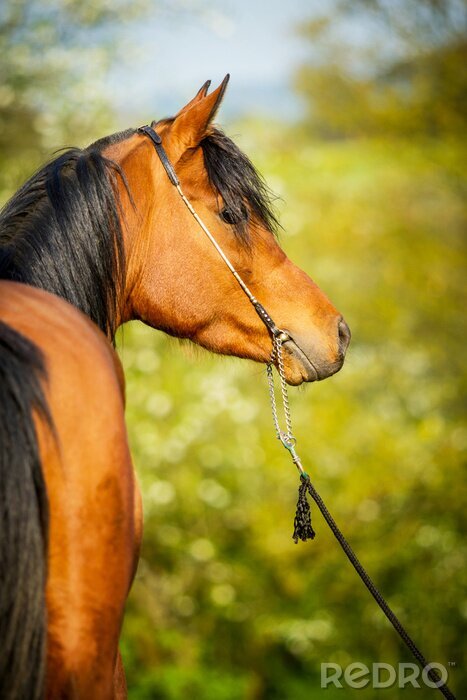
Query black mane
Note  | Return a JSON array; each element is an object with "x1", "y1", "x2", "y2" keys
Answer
[
  {"x1": 0, "y1": 123, "x2": 276, "y2": 340},
  {"x1": 0, "y1": 130, "x2": 134, "y2": 340},
  {"x1": 201, "y1": 128, "x2": 279, "y2": 242}
]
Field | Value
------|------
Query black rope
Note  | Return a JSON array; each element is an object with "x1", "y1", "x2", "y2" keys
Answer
[{"x1": 297, "y1": 475, "x2": 456, "y2": 699}]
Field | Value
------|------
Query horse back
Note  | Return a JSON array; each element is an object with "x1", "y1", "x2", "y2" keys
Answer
[{"x1": 0, "y1": 281, "x2": 139, "y2": 699}]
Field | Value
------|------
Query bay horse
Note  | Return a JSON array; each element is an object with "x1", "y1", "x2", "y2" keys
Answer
[{"x1": 0, "y1": 76, "x2": 350, "y2": 699}]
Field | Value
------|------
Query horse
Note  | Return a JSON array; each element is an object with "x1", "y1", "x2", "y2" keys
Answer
[{"x1": 0, "y1": 76, "x2": 350, "y2": 699}]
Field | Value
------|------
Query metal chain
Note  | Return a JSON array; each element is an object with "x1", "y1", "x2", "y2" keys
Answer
[
  {"x1": 274, "y1": 337, "x2": 294, "y2": 440},
  {"x1": 267, "y1": 337, "x2": 293, "y2": 442},
  {"x1": 267, "y1": 336, "x2": 306, "y2": 476},
  {"x1": 266, "y1": 363, "x2": 280, "y2": 439}
]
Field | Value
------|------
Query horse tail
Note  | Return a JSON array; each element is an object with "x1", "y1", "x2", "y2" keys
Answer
[{"x1": 0, "y1": 320, "x2": 52, "y2": 700}]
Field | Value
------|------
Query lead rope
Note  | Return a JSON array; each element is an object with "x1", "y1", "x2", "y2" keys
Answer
[
  {"x1": 267, "y1": 336, "x2": 456, "y2": 699},
  {"x1": 138, "y1": 124, "x2": 456, "y2": 699}
]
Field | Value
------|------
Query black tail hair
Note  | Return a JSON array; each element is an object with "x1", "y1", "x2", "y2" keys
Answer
[{"x1": 0, "y1": 321, "x2": 52, "y2": 700}]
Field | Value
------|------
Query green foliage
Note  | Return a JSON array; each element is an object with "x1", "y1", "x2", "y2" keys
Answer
[
  {"x1": 295, "y1": 0, "x2": 467, "y2": 137},
  {"x1": 1, "y1": 3, "x2": 465, "y2": 696},
  {"x1": 0, "y1": 0, "x2": 157, "y2": 200},
  {"x1": 117, "y1": 131, "x2": 466, "y2": 698}
]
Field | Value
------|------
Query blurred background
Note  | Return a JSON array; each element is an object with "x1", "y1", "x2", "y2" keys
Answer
[{"x1": 1, "y1": 1, "x2": 466, "y2": 697}]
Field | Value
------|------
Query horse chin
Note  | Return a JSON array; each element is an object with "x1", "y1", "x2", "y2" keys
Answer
[
  {"x1": 281, "y1": 335, "x2": 346, "y2": 385},
  {"x1": 281, "y1": 340, "x2": 319, "y2": 386}
]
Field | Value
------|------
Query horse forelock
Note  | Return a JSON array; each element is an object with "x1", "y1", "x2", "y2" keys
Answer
[
  {"x1": 200, "y1": 128, "x2": 280, "y2": 243},
  {"x1": 149, "y1": 119, "x2": 280, "y2": 245}
]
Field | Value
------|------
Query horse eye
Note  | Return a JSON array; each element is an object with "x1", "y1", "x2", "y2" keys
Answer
[
  {"x1": 220, "y1": 206, "x2": 248, "y2": 225},
  {"x1": 220, "y1": 208, "x2": 238, "y2": 225}
]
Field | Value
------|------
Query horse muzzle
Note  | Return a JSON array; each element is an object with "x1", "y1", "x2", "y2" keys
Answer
[{"x1": 279, "y1": 317, "x2": 351, "y2": 386}]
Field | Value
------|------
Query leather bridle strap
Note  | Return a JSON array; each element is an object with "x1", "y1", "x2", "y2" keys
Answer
[
  {"x1": 137, "y1": 124, "x2": 287, "y2": 342},
  {"x1": 138, "y1": 125, "x2": 179, "y2": 186}
]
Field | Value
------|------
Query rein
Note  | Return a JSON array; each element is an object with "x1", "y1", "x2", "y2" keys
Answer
[{"x1": 138, "y1": 124, "x2": 456, "y2": 699}]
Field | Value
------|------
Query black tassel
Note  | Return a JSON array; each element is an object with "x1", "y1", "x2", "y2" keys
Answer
[{"x1": 293, "y1": 475, "x2": 316, "y2": 543}]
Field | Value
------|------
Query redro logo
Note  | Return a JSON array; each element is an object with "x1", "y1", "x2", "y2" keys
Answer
[{"x1": 321, "y1": 662, "x2": 449, "y2": 689}]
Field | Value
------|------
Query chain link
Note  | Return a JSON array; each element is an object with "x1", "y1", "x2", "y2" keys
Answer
[
  {"x1": 266, "y1": 362, "x2": 280, "y2": 439},
  {"x1": 267, "y1": 337, "x2": 294, "y2": 443},
  {"x1": 267, "y1": 336, "x2": 306, "y2": 475},
  {"x1": 275, "y1": 337, "x2": 294, "y2": 440}
]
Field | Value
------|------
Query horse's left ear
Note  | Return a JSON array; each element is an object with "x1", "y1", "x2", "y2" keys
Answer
[
  {"x1": 175, "y1": 79, "x2": 212, "y2": 117},
  {"x1": 168, "y1": 74, "x2": 229, "y2": 162}
]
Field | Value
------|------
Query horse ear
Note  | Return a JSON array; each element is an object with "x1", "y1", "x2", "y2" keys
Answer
[
  {"x1": 168, "y1": 74, "x2": 230, "y2": 162},
  {"x1": 175, "y1": 79, "x2": 212, "y2": 117}
]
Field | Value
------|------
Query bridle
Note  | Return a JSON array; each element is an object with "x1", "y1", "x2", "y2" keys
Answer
[
  {"x1": 137, "y1": 124, "x2": 306, "y2": 471},
  {"x1": 137, "y1": 124, "x2": 456, "y2": 700},
  {"x1": 137, "y1": 127, "x2": 285, "y2": 338}
]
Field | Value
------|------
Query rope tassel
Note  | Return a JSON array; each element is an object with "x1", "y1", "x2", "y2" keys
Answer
[{"x1": 293, "y1": 475, "x2": 316, "y2": 543}]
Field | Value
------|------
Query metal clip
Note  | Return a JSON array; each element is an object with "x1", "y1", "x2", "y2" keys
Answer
[{"x1": 278, "y1": 432, "x2": 307, "y2": 476}]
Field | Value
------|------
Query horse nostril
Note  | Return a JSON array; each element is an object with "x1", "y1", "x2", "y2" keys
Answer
[{"x1": 338, "y1": 318, "x2": 351, "y2": 356}]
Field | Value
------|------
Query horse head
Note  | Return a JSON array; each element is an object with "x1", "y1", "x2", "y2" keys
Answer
[{"x1": 104, "y1": 77, "x2": 350, "y2": 385}]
